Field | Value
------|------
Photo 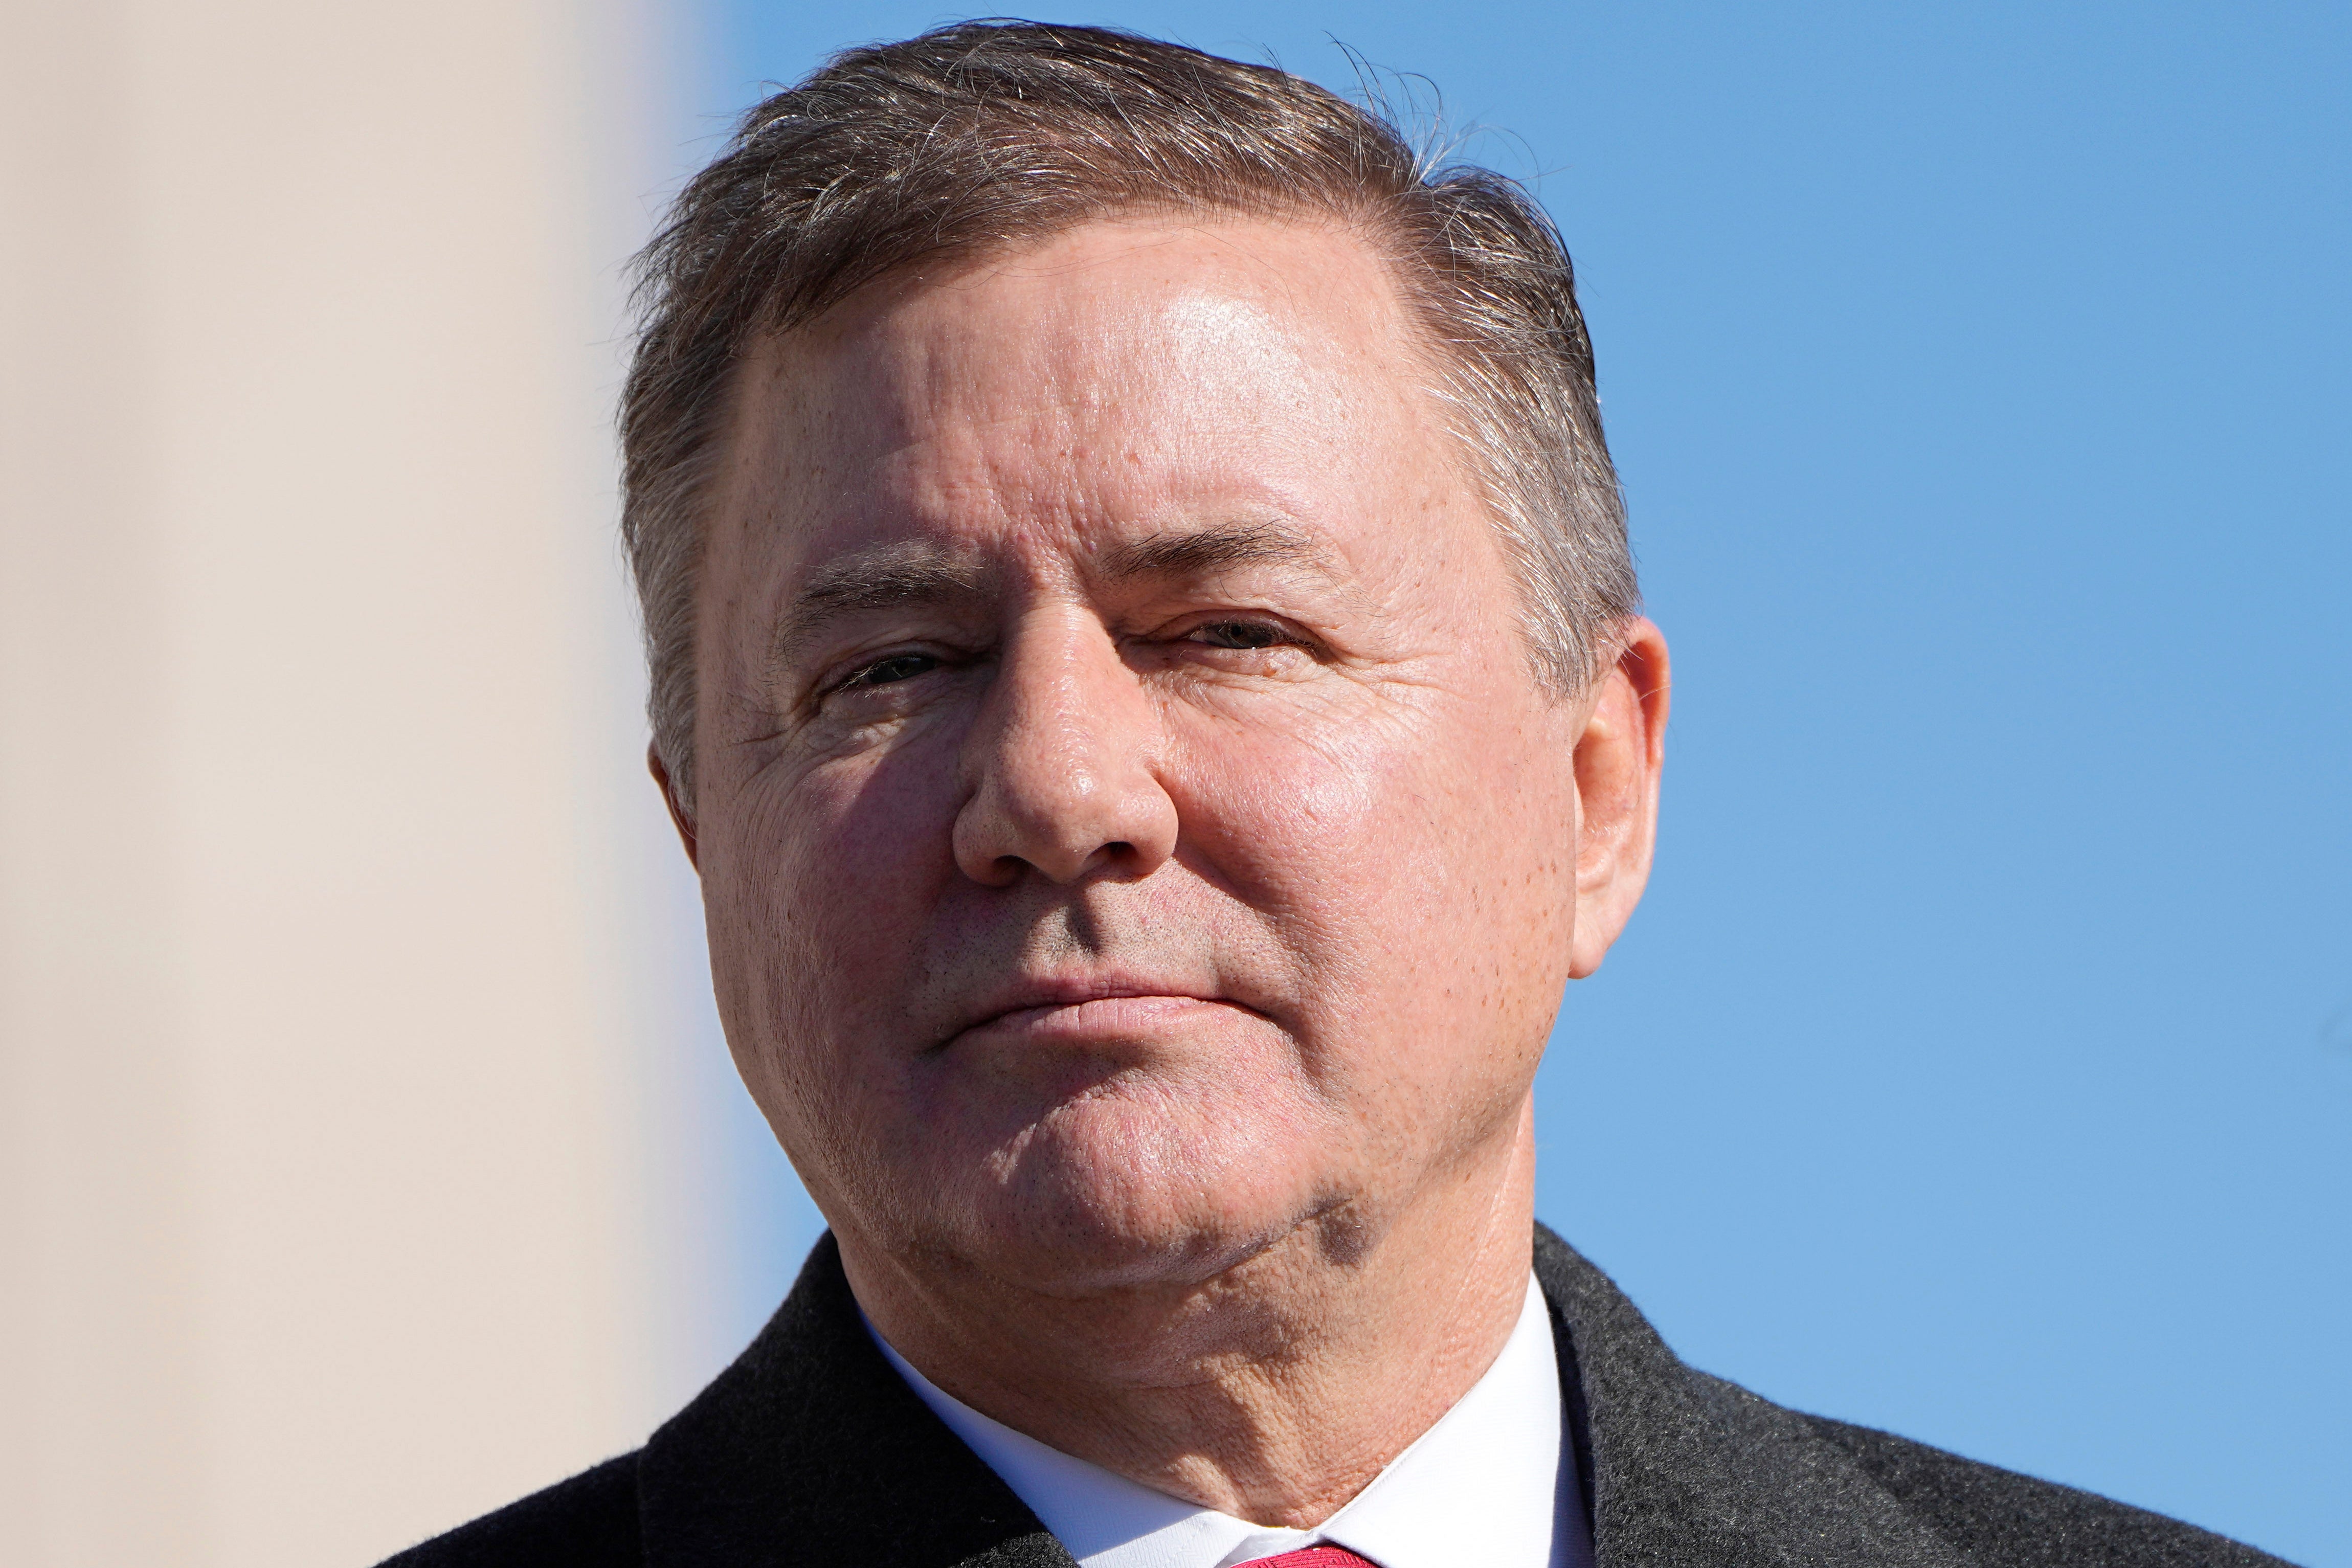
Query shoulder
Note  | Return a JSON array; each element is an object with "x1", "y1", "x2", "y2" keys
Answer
[
  {"x1": 1533, "y1": 1227, "x2": 2296, "y2": 1567},
  {"x1": 1801, "y1": 1415, "x2": 2296, "y2": 1568},
  {"x1": 375, "y1": 1451, "x2": 644, "y2": 1568}
]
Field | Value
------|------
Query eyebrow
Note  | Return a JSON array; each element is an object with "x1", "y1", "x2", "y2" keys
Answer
[
  {"x1": 768, "y1": 520, "x2": 1334, "y2": 671},
  {"x1": 768, "y1": 541, "x2": 985, "y2": 671}
]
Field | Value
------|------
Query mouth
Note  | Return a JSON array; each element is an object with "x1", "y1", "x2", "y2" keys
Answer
[{"x1": 939, "y1": 979, "x2": 1265, "y2": 1054}]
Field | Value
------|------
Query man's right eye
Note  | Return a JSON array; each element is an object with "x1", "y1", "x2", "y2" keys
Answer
[{"x1": 836, "y1": 652, "x2": 940, "y2": 691}]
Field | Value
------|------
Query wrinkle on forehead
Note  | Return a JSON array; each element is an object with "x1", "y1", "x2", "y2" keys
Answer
[
  {"x1": 850, "y1": 294, "x2": 1328, "y2": 506},
  {"x1": 706, "y1": 216, "x2": 1463, "y2": 633},
  {"x1": 745, "y1": 220, "x2": 1409, "y2": 462}
]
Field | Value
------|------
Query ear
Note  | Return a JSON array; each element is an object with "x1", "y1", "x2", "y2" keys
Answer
[
  {"x1": 648, "y1": 744, "x2": 701, "y2": 872},
  {"x1": 1568, "y1": 617, "x2": 1670, "y2": 978}
]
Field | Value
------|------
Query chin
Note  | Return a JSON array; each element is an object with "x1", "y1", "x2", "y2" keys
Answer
[{"x1": 917, "y1": 1087, "x2": 1336, "y2": 1296}]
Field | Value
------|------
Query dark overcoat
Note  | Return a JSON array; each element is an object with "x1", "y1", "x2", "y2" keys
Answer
[{"x1": 384, "y1": 1226, "x2": 2291, "y2": 1567}]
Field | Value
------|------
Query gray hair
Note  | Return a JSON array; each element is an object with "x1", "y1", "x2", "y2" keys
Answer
[{"x1": 623, "y1": 20, "x2": 1637, "y2": 810}]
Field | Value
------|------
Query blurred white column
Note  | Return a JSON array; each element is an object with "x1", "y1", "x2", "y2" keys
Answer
[{"x1": 0, "y1": 2, "x2": 687, "y2": 1563}]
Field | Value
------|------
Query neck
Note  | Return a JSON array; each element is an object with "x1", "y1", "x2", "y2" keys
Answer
[{"x1": 838, "y1": 1101, "x2": 1539, "y2": 1528}]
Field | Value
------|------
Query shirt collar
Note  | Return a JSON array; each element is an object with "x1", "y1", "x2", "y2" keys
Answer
[{"x1": 869, "y1": 1272, "x2": 1571, "y2": 1568}]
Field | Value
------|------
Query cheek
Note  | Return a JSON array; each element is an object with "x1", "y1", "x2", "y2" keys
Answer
[
  {"x1": 703, "y1": 733, "x2": 968, "y2": 1068},
  {"x1": 1168, "y1": 694, "x2": 1576, "y2": 1071},
  {"x1": 1185, "y1": 686, "x2": 1571, "y2": 921},
  {"x1": 1163, "y1": 705, "x2": 1464, "y2": 989}
]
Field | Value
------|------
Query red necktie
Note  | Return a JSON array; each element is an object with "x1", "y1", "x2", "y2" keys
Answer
[{"x1": 1238, "y1": 1550, "x2": 1380, "y2": 1567}]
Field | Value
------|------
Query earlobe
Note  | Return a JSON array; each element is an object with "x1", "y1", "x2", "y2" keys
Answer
[{"x1": 649, "y1": 745, "x2": 702, "y2": 872}]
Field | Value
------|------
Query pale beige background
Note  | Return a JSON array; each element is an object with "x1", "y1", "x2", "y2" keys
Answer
[{"x1": 0, "y1": 2, "x2": 712, "y2": 1562}]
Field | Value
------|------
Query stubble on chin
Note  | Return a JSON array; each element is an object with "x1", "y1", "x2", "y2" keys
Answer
[{"x1": 856, "y1": 1054, "x2": 1352, "y2": 1300}]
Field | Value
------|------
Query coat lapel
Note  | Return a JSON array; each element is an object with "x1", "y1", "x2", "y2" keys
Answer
[
  {"x1": 639, "y1": 1232, "x2": 1077, "y2": 1568},
  {"x1": 1536, "y1": 1225, "x2": 1970, "y2": 1568}
]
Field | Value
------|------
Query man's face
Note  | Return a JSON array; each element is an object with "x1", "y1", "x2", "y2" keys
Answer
[{"x1": 688, "y1": 217, "x2": 1636, "y2": 1294}]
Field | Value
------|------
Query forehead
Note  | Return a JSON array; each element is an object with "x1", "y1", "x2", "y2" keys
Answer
[{"x1": 711, "y1": 216, "x2": 1463, "y2": 576}]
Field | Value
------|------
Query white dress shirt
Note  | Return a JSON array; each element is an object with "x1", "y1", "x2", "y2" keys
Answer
[{"x1": 869, "y1": 1273, "x2": 1591, "y2": 1568}]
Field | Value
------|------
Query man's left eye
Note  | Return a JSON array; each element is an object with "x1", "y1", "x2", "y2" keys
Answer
[{"x1": 1186, "y1": 620, "x2": 1286, "y2": 650}]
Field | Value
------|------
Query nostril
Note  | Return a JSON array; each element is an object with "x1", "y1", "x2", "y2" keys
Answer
[{"x1": 1105, "y1": 841, "x2": 1133, "y2": 857}]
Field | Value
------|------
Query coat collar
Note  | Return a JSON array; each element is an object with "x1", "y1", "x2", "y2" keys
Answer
[
  {"x1": 1534, "y1": 1225, "x2": 1968, "y2": 1568},
  {"x1": 640, "y1": 1228, "x2": 1962, "y2": 1568},
  {"x1": 639, "y1": 1232, "x2": 1072, "y2": 1567}
]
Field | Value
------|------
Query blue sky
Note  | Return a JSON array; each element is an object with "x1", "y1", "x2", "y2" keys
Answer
[{"x1": 656, "y1": 5, "x2": 2350, "y2": 1561}]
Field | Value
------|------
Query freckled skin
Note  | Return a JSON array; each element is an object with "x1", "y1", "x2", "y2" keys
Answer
[{"x1": 668, "y1": 217, "x2": 1669, "y2": 1525}]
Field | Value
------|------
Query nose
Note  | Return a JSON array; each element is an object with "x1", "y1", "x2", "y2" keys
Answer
[{"x1": 952, "y1": 609, "x2": 1178, "y2": 887}]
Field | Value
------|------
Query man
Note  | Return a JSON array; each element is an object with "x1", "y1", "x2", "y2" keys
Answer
[{"x1": 389, "y1": 21, "x2": 2288, "y2": 1568}]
